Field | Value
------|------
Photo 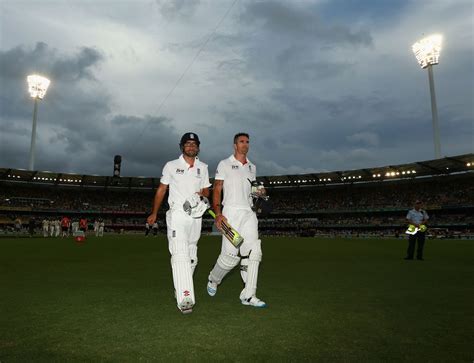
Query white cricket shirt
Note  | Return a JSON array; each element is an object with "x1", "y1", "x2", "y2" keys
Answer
[
  {"x1": 160, "y1": 155, "x2": 211, "y2": 210},
  {"x1": 215, "y1": 154, "x2": 256, "y2": 210}
]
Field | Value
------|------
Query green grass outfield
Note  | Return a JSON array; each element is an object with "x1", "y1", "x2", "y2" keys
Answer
[{"x1": 1, "y1": 235, "x2": 473, "y2": 362}]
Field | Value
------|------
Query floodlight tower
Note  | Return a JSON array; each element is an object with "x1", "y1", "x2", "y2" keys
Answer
[
  {"x1": 412, "y1": 34, "x2": 443, "y2": 159},
  {"x1": 27, "y1": 74, "x2": 50, "y2": 170}
]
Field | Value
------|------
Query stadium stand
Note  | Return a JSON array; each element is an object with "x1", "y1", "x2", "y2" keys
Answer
[{"x1": 1, "y1": 153, "x2": 473, "y2": 238}]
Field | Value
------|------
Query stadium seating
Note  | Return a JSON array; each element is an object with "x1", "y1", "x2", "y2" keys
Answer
[{"x1": 1, "y1": 157, "x2": 473, "y2": 238}]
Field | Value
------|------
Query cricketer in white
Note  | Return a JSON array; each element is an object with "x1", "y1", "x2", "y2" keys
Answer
[
  {"x1": 147, "y1": 132, "x2": 211, "y2": 314},
  {"x1": 207, "y1": 133, "x2": 267, "y2": 308}
]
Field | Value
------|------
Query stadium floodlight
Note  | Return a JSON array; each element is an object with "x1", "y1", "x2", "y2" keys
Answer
[
  {"x1": 27, "y1": 74, "x2": 51, "y2": 171},
  {"x1": 27, "y1": 75, "x2": 50, "y2": 99},
  {"x1": 412, "y1": 34, "x2": 442, "y2": 159},
  {"x1": 412, "y1": 34, "x2": 442, "y2": 69}
]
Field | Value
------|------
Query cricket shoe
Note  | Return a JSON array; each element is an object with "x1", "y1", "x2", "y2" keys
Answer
[
  {"x1": 241, "y1": 296, "x2": 266, "y2": 308},
  {"x1": 178, "y1": 296, "x2": 194, "y2": 314},
  {"x1": 240, "y1": 290, "x2": 266, "y2": 308},
  {"x1": 207, "y1": 280, "x2": 218, "y2": 296}
]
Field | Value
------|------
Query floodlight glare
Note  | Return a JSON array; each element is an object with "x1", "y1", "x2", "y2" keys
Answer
[
  {"x1": 27, "y1": 74, "x2": 50, "y2": 99},
  {"x1": 412, "y1": 34, "x2": 442, "y2": 69},
  {"x1": 412, "y1": 34, "x2": 443, "y2": 159},
  {"x1": 26, "y1": 74, "x2": 51, "y2": 170}
]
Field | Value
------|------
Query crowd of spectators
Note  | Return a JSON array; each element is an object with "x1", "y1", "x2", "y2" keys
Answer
[
  {"x1": 1, "y1": 175, "x2": 472, "y2": 213},
  {"x1": 0, "y1": 186, "x2": 154, "y2": 212},
  {"x1": 270, "y1": 176, "x2": 474, "y2": 212},
  {"x1": 1, "y1": 174, "x2": 472, "y2": 237}
]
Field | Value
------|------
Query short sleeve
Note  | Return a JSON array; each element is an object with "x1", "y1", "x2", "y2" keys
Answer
[
  {"x1": 251, "y1": 164, "x2": 257, "y2": 182},
  {"x1": 201, "y1": 165, "x2": 212, "y2": 189},
  {"x1": 160, "y1": 162, "x2": 172, "y2": 185},
  {"x1": 215, "y1": 161, "x2": 225, "y2": 181}
]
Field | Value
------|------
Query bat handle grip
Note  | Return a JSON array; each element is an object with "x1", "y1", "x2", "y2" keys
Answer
[{"x1": 208, "y1": 210, "x2": 216, "y2": 219}]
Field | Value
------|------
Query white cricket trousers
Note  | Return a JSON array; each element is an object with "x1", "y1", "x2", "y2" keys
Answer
[{"x1": 221, "y1": 207, "x2": 259, "y2": 255}]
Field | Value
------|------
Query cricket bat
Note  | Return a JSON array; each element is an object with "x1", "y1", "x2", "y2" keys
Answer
[{"x1": 208, "y1": 210, "x2": 244, "y2": 247}]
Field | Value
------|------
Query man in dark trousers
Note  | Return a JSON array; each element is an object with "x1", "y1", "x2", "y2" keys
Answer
[{"x1": 405, "y1": 200, "x2": 429, "y2": 260}]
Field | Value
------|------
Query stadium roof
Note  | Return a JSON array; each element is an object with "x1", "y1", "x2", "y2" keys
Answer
[{"x1": 1, "y1": 153, "x2": 473, "y2": 189}]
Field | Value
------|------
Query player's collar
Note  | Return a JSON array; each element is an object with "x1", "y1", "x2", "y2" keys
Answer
[
  {"x1": 179, "y1": 154, "x2": 199, "y2": 168},
  {"x1": 230, "y1": 154, "x2": 250, "y2": 165}
]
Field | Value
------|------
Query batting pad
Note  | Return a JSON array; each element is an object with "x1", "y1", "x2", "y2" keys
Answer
[
  {"x1": 209, "y1": 253, "x2": 240, "y2": 284},
  {"x1": 171, "y1": 253, "x2": 195, "y2": 308},
  {"x1": 240, "y1": 257, "x2": 248, "y2": 283},
  {"x1": 189, "y1": 245, "x2": 198, "y2": 275},
  {"x1": 242, "y1": 244, "x2": 262, "y2": 300}
]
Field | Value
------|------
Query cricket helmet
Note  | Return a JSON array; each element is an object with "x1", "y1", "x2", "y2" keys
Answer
[{"x1": 179, "y1": 132, "x2": 200, "y2": 148}]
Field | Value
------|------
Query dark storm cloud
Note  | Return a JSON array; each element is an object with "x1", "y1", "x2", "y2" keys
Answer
[
  {"x1": 0, "y1": 42, "x2": 183, "y2": 176},
  {"x1": 205, "y1": 1, "x2": 470, "y2": 174},
  {"x1": 241, "y1": 1, "x2": 372, "y2": 47},
  {"x1": 275, "y1": 46, "x2": 355, "y2": 82},
  {"x1": 318, "y1": 0, "x2": 411, "y2": 25},
  {"x1": 160, "y1": 0, "x2": 471, "y2": 176},
  {"x1": 0, "y1": 42, "x2": 105, "y2": 119},
  {"x1": 0, "y1": 42, "x2": 116, "y2": 173},
  {"x1": 32, "y1": 114, "x2": 183, "y2": 177},
  {"x1": 0, "y1": 42, "x2": 103, "y2": 82},
  {"x1": 156, "y1": 0, "x2": 200, "y2": 20},
  {"x1": 196, "y1": 0, "x2": 374, "y2": 159},
  {"x1": 51, "y1": 47, "x2": 103, "y2": 81},
  {"x1": 101, "y1": 115, "x2": 181, "y2": 171},
  {"x1": 204, "y1": 1, "x2": 372, "y2": 85},
  {"x1": 213, "y1": 82, "x2": 470, "y2": 175},
  {"x1": 0, "y1": 42, "x2": 110, "y2": 168},
  {"x1": 0, "y1": 1, "x2": 472, "y2": 178}
]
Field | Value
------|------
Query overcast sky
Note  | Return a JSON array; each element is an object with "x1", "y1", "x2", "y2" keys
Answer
[{"x1": 0, "y1": 0, "x2": 473, "y2": 177}]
